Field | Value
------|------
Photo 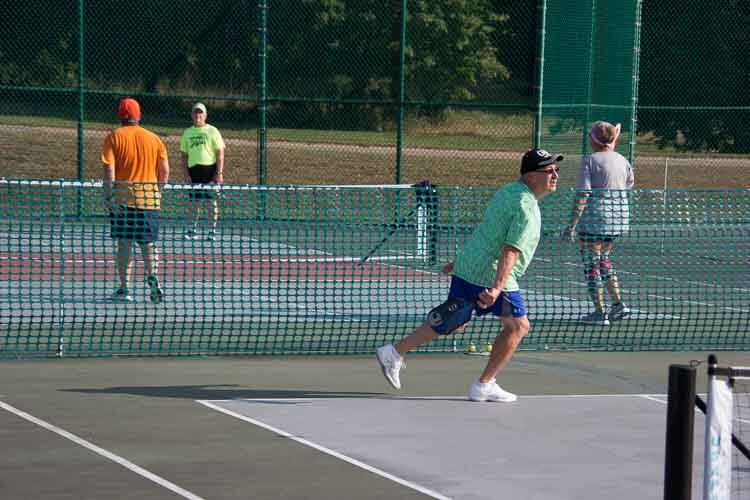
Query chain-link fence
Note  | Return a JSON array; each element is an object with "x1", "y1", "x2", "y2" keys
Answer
[{"x1": 1, "y1": 0, "x2": 747, "y2": 189}]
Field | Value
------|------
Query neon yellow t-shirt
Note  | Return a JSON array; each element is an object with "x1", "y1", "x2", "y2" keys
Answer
[
  {"x1": 179, "y1": 124, "x2": 225, "y2": 167},
  {"x1": 453, "y1": 181, "x2": 541, "y2": 291}
]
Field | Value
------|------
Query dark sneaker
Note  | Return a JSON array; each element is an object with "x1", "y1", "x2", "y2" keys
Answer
[
  {"x1": 146, "y1": 275, "x2": 164, "y2": 304},
  {"x1": 580, "y1": 310, "x2": 610, "y2": 326},
  {"x1": 108, "y1": 288, "x2": 133, "y2": 303},
  {"x1": 610, "y1": 302, "x2": 631, "y2": 320}
]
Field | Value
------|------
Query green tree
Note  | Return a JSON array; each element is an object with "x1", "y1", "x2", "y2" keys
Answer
[
  {"x1": 407, "y1": 0, "x2": 509, "y2": 102},
  {"x1": 265, "y1": 0, "x2": 512, "y2": 128}
]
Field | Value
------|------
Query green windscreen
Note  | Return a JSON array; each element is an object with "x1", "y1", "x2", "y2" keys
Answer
[{"x1": 540, "y1": 0, "x2": 640, "y2": 160}]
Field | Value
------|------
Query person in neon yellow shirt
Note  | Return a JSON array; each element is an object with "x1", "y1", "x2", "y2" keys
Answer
[
  {"x1": 180, "y1": 102, "x2": 226, "y2": 241},
  {"x1": 376, "y1": 149, "x2": 562, "y2": 402}
]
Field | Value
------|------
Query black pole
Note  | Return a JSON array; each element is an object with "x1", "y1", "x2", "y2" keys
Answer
[{"x1": 664, "y1": 364, "x2": 697, "y2": 500}]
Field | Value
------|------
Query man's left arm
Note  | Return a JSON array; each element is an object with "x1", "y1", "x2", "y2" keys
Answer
[
  {"x1": 157, "y1": 158, "x2": 170, "y2": 184},
  {"x1": 214, "y1": 147, "x2": 224, "y2": 184}
]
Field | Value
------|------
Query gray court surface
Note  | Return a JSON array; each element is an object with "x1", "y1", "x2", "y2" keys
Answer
[
  {"x1": 2, "y1": 352, "x2": 741, "y2": 499},
  {"x1": 202, "y1": 394, "x2": 705, "y2": 500}
]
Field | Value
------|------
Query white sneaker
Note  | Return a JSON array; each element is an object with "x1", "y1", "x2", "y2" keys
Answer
[
  {"x1": 610, "y1": 302, "x2": 631, "y2": 320},
  {"x1": 108, "y1": 288, "x2": 133, "y2": 303},
  {"x1": 184, "y1": 229, "x2": 198, "y2": 240},
  {"x1": 468, "y1": 379, "x2": 517, "y2": 403},
  {"x1": 205, "y1": 230, "x2": 217, "y2": 241},
  {"x1": 375, "y1": 344, "x2": 404, "y2": 390},
  {"x1": 580, "y1": 310, "x2": 610, "y2": 326}
]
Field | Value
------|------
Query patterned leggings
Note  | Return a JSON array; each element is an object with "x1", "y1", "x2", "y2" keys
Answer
[{"x1": 581, "y1": 246, "x2": 616, "y2": 293}]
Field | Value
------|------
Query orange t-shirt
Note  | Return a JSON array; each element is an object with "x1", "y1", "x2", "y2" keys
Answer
[{"x1": 101, "y1": 125, "x2": 168, "y2": 210}]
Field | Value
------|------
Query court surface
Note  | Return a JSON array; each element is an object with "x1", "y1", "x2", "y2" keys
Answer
[{"x1": 2, "y1": 351, "x2": 749, "y2": 499}]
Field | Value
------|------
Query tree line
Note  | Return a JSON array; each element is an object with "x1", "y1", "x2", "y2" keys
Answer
[{"x1": 0, "y1": 0, "x2": 746, "y2": 152}]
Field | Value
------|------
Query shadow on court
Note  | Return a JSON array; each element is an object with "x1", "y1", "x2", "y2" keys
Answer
[{"x1": 63, "y1": 386, "x2": 387, "y2": 400}]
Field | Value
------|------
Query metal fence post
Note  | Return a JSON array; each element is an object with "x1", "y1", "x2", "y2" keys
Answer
[
  {"x1": 628, "y1": 0, "x2": 643, "y2": 167},
  {"x1": 533, "y1": 0, "x2": 548, "y2": 149},
  {"x1": 394, "y1": 0, "x2": 407, "y2": 184},
  {"x1": 257, "y1": 0, "x2": 268, "y2": 186}
]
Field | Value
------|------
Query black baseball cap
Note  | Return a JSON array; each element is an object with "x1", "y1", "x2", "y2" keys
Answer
[{"x1": 520, "y1": 148, "x2": 564, "y2": 174}]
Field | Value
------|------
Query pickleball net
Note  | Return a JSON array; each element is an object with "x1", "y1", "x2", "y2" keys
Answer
[
  {"x1": 1, "y1": 178, "x2": 749, "y2": 357},
  {"x1": 730, "y1": 376, "x2": 750, "y2": 499},
  {"x1": 664, "y1": 356, "x2": 750, "y2": 499},
  {"x1": 0, "y1": 178, "x2": 449, "y2": 357}
]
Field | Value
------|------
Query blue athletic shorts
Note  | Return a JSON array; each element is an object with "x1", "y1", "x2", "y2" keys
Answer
[
  {"x1": 447, "y1": 276, "x2": 527, "y2": 318},
  {"x1": 110, "y1": 207, "x2": 160, "y2": 243}
]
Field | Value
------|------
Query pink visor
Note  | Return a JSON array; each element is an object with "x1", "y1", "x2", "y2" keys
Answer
[{"x1": 589, "y1": 123, "x2": 621, "y2": 147}]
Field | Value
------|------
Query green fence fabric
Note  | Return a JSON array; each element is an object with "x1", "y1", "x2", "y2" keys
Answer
[
  {"x1": 539, "y1": 0, "x2": 639, "y2": 158},
  {"x1": 1, "y1": 179, "x2": 747, "y2": 357},
  {"x1": 1, "y1": 1, "x2": 748, "y2": 189}
]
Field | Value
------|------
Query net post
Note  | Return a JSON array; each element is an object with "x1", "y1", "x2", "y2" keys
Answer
[
  {"x1": 703, "y1": 354, "x2": 734, "y2": 499},
  {"x1": 664, "y1": 363, "x2": 697, "y2": 500},
  {"x1": 56, "y1": 180, "x2": 66, "y2": 358},
  {"x1": 414, "y1": 181, "x2": 437, "y2": 265}
]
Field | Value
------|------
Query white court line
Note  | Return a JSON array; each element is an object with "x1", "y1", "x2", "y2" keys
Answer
[
  {"x1": 203, "y1": 394, "x2": 669, "y2": 404},
  {"x1": 647, "y1": 294, "x2": 674, "y2": 300},
  {"x1": 638, "y1": 394, "x2": 750, "y2": 424},
  {"x1": 641, "y1": 395, "x2": 668, "y2": 405},
  {"x1": 538, "y1": 257, "x2": 750, "y2": 294},
  {"x1": 0, "y1": 254, "x2": 437, "y2": 273},
  {"x1": 0, "y1": 400, "x2": 205, "y2": 500},
  {"x1": 0, "y1": 255, "x2": 440, "y2": 281},
  {"x1": 197, "y1": 400, "x2": 452, "y2": 500},
  {"x1": 0, "y1": 255, "x2": 416, "y2": 265}
]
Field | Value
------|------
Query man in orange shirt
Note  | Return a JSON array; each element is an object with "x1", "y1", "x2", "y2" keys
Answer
[{"x1": 102, "y1": 98, "x2": 170, "y2": 303}]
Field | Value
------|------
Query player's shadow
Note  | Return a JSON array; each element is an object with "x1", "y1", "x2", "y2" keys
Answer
[{"x1": 62, "y1": 385, "x2": 389, "y2": 400}]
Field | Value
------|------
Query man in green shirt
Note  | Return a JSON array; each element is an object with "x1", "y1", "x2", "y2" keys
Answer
[
  {"x1": 376, "y1": 148, "x2": 562, "y2": 402},
  {"x1": 180, "y1": 102, "x2": 226, "y2": 241}
]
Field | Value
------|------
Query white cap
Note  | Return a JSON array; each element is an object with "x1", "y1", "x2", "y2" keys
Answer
[{"x1": 192, "y1": 102, "x2": 207, "y2": 113}]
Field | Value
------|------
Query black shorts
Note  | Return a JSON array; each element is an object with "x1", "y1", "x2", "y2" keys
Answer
[
  {"x1": 188, "y1": 164, "x2": 218, "y2": 200},
  {"x1": 110, "y1": 207, "x2": 160, "y2": 243},
  {"x1": 578, "y1": 232, "x2": 618, "y2": 244}
]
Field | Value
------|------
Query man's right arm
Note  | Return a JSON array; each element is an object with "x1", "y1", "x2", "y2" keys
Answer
[{"x1": 477, "y1": 245, "x2": 520, "y2": 308}]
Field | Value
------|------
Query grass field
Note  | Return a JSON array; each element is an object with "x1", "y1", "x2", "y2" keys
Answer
[{"x1": 1, "y1": 110, "x2": 749, "y2": 189}]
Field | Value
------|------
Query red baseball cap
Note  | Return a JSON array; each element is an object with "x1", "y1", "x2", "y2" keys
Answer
[{"x1": 117, "y1": 98, "x2": 141, "y2": 121}]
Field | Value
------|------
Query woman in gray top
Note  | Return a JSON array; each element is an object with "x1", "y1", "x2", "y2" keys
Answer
[{"x1": 564, "y1": 121, "x2": 634, "y2": 326}]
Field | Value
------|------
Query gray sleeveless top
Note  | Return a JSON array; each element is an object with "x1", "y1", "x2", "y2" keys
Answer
[{"x1": 575, "y1": 151, "x2": 634, "y2": 236}]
